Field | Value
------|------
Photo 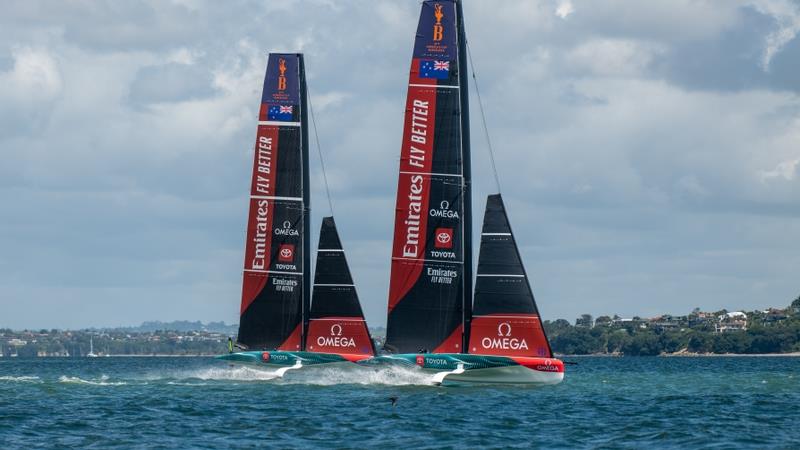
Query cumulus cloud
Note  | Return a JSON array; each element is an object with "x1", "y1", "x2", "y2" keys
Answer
[
  {"x1": 0, "y1": 47, "x2": 62, "y2": 136},
  {"x1": 759, "y1": 158, "x2": 799, "y2": 181},
  {"x1": 565, "y1": 39, "x2": 664, "y2": 76},
  {"x1": 555, "y1": 0, "x2": 574, "y2": 19},
  {"x1": 749, "y1": 0, "x2": 800, "y2": 70}
]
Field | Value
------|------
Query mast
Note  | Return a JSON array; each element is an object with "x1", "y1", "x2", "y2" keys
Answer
[
  {"x1": 237, "y1": 53, "x2": 307, "y2": 351},
  {"x1": 299, "y1": 55, "x2": 311, "y2": 351},
  {"x1": 385, "y1": 0, "x2": 468, "y2": 354},
  {"x1": 455, "y1": 0, "x2": 472, "y2": 354}
]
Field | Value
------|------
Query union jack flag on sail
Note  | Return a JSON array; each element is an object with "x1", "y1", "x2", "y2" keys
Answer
[
  {"x1": 419, "y1": 59, "x2": 450, "y2": 79},
  {"x1": 267, "y1": 104, "x2": 294, "y2": 121}
]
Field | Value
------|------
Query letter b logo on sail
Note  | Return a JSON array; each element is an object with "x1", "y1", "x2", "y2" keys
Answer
[
  {"x1": 432, "y1": 4, "x2": 444, "y2": 41},
  {"x1": 277, "y1": 58, "x2": 287, "y2": 91}
]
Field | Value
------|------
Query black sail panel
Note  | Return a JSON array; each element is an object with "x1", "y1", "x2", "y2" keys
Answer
[
  {"x1": 385, "y1": 0, "x2": 469, "y2": 354},
  {"x1": 237, "y1": 53, "x2": 308, "y2": 351},
  {"x1": 306, "y1": 217, "x2": 375, "y2": 356},
  {"x1": 468, "y1": 194, "x2": 553, "y2": 358}
]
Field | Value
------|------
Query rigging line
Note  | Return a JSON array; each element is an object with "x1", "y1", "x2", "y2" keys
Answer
[
  {"x1": 307, "y1": 87, "x2": 335, "y2": 216},
  {"x1": 465, "y1": 39, "x2": 502, "y2": 194}
]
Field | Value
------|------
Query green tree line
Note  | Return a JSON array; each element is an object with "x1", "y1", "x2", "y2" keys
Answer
[{"x1": 544, "y1": 296, "x2": 800, "y2": 356}]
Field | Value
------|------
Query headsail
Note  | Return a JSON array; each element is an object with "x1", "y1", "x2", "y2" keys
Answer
[
  {"x1": 468, "y1": 194, "x2": 553, "y2": 358},
  {"x1": 305, "y1": 217, "x2": 375, "y2": 356},
  {"x1": 385, "y1": 0, "x2": 472, "y2": 354},
  {"x1": 238, "y1": 53, "x2": 310, "y2": 351}
]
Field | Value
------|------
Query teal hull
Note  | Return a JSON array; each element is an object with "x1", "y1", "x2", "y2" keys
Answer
[
  {"x1": 363, "y1": 353, "x2": 565, "y2": 385},
  {"x1": 216, "y1": 351, "x2": 368, "y2": 368},
  {"x1": 365, "y1": 353, "x2": 524, "y2": 370},
  {"x1": 216, "y1": 351, "x2": 564, "y2": 384}
]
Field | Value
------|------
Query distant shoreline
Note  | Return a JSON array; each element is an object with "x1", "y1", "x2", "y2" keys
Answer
[{"x1": 661, "y1": 351, "x2": 800, "y2": 357}]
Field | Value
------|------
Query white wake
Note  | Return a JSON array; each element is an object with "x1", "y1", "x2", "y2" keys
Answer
[
  {"x1": 0, "y1": 375, "x2": 42, "y2": 383},
  {"x1": 58, "y1": 374, "x2": 127, "y2": 386},
  {"x1": 145, "y1": 363, "x2": 436, "y2": 386}
]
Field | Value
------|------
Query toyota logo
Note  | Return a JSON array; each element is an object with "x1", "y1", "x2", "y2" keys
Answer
[
  {"x1": 437, "y1": 232, "x2": 451, "y2": 244},
  {"x1": 498, "y1": 322, "x2": 512, "y2": 337},
  {"x1": 330, "y1": 324, "x2": 343, "y2": 336},
  {"x1": 280, "y1": 248, "x2": 293, "y2": 258}
]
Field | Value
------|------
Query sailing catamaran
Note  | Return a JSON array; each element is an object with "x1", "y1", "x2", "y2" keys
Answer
[
  {"x1": 373, "y1": 0, "x2": 564, "y2": 384},
  {"x1": 217, "y1": 54, "x2": 374, "y2": 374}
]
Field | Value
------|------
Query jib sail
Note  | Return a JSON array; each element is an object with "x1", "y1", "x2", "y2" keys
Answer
[
  {"x1": 305, "y1": 217, "x2": 375, "y2": 356},
  {"x1": 238, "y1": 53, "x2": 311, "y2": 351},
  {"x1": 385, "y1": 0, "x2": 472, "y2": 354},
  {"x1": 468, "y1": 194, "x2": 553, "y2": 358}
]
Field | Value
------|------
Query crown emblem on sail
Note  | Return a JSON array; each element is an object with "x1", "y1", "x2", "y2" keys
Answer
[
  {"x1": 433, "y1": 4, "x2": 444, "y2": 41},
  {"x1": 277, "y1": 58, "x2": 287, "y2": 91}
]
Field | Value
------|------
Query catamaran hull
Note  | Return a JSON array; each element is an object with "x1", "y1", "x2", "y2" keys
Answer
[
  {"x1": 430, "y1": 363, "x2": 563, "y2": 385},
  {"x1": 216, "y1": 351, "x2": 371, "y2": 374},
  {"x1": 365, "y1": 353, "x2": 564, "y2": 385}
]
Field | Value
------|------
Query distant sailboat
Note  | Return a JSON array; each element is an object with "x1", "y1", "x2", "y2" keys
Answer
[
  {"x1": 217, "y1": 54, "x2": 374, "y2": 374},
  {"x1": 373, "y1": 0, "x2": 563, "y2": 384},
  {"x1": 86, "y1": 336, "x2": 98, "y2": 358}
]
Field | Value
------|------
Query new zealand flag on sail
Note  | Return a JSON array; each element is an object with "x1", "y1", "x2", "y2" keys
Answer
[
  {"x1": 267, "y1": 104, "x2": 294, "y2": 121},
  {"x1": 419, "y1": 60, "x2": 450, "y2": 79}
]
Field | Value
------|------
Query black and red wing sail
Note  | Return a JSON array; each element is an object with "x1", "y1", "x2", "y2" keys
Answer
[
  {"x1": 305, "y1": 217, "x2": 375, "y2": 356},
  {"x1": 385, "y1": 0, "x2": 470, "y2": 354},
  {"x1": 237, "y1": 54, "x2": 309, "y2": 351},
  {"x1": 468, "y1": 194, "x2": 553, "y2": 358}
]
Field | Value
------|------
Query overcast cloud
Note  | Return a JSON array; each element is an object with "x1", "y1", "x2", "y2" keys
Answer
[{"x1": 1, "y1": 0, "x2": 799, "y2": 329}]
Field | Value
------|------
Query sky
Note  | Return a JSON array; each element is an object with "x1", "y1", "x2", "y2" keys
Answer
[{"x1": 1, "y1": 0, "x2": 799, "y2": 330}]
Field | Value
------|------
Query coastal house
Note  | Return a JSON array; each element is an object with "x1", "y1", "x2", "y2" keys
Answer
[
  {"x1": 715, "y1": 312, "x2": 747, "y2": 333},
  {"x1": 612, "y1": 318, "x2": 648, "y2": 329},
  {"x1": 650, "y1": 315, "x2": 680, "y2": 331},
  {"x1": 594, "y1": 316, "x2": 613, "y2": 327},
  {"x1": 688, "y1": 311, "x2": 715, "y2": 327},
  {"x1": 762, "y1": 308, "x2": 788, "y2": 324}
]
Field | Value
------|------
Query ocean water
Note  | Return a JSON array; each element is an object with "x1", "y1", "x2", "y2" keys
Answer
[{"x1": 1, "y1": 357, "x2": 798, "y2": 449}]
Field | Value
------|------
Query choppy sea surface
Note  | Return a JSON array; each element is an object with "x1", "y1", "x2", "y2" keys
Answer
[{"x1": 1, "y1": 356, "x2": 798, "y2": 449}]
